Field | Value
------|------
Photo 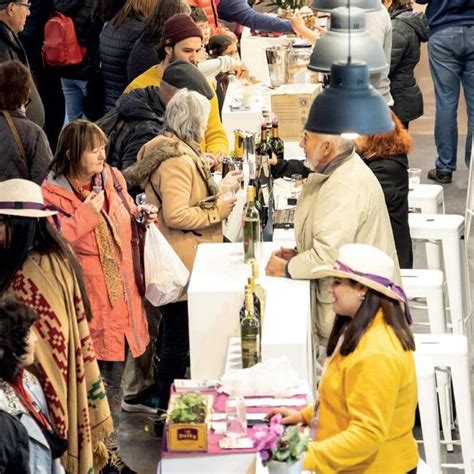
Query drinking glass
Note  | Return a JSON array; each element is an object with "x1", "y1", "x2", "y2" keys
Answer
[
  {"x1": 135, "y1": 193, "x2": 147, "y2": 223},
  {"x1": 233, "y1": 158, "x2": 245, "y2": 189},
  {"x1": 408, "y1": 168, "x2": 421, "y2": 190},
  {"x1": 290, "y1": 173, "x2": 303, "y2": 197},
  {"x1": 225, "y1": 396, "x2": 247, "y2": 440}
]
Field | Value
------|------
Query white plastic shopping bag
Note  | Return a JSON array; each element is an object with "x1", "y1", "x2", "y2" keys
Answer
[{"x1": 144, "y1": 224, "x2": 190, "y2": 306}]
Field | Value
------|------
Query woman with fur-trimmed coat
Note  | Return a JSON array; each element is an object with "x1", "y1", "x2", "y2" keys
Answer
[{"x1": 125, "y1": 89, "x2": 240, "y2": 410}]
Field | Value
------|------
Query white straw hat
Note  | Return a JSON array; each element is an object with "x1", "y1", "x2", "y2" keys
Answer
[
  {"x1": 312, "y1": 243, "x2": 412, "y2": 323},
  {"x1": 0, "y1": 179, "x2": 58, "y2": 218}
]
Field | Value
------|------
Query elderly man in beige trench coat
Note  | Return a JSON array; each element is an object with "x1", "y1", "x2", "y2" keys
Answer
[{"x1": 266, "y1": 128, "x2": 401, "y2": 348}]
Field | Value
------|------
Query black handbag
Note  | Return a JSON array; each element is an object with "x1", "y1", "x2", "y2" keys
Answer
[{"x1": 41, "y1": 426, "x2": 68, "y2": 459}]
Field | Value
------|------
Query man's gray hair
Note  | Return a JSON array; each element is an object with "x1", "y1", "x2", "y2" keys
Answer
[
  {"x1": 165, "y1": 88, "x2": 211, "y2": 143},
  {"x1": 319, "y1": 133, "x2": 354, "y2": 155}
]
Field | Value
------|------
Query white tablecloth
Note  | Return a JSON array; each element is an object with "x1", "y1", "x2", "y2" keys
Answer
[{"x1": 188, "y1": 242, "x2": 313, "y2": 391}]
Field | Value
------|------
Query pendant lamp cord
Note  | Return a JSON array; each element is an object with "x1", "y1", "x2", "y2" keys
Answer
[{"x1": 347, "y1": 0, "x2": 352, "y2": 63}]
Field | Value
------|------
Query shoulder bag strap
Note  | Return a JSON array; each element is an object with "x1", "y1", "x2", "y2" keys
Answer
[
  {"x1": 109, "y1": 165, "x2": 134, "y2": 215},
  {"x1": 2, "y1": 110, "x2": 27, "y2": 163}
]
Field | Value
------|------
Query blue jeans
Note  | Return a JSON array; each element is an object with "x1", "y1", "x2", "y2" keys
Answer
[
  {"x1": 429, "y1": 26, "x2": 474, "y2": 173},
  {"x1": 61, "y1": 78, "x2": 87, "y2": 123}
]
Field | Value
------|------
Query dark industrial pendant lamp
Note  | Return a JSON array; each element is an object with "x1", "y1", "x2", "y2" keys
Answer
[
  {"x1": 308, "y1": 7, "x2": 388, "y2": 73},
  {"x1": 305, "y1": 0, "x2": 394, "y2": 137},
  {"x1": 312, "y1": 0, "x2": 381, "y2": 12}
]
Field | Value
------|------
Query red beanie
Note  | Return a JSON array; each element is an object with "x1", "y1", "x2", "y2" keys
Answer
[{"x1": 159, "y1": 14, "x2": 203, "y2": 51}]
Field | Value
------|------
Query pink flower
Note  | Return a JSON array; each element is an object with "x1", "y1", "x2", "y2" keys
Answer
[{"x1": 260, "y1": 449, "x2": 272, "y2": 461}]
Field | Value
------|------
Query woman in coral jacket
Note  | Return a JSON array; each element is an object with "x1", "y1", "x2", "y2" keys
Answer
[
  {"x1": 41, "y1": 121, "x2": 156, "y2": 451},
  {"x1": 269, "y1": 244, "x2": 418, "y2": 474}
]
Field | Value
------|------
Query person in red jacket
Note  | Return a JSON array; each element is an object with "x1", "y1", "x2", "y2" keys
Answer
[{"x1": 187, "y1": 0, "x2": 294, "y2": 35}]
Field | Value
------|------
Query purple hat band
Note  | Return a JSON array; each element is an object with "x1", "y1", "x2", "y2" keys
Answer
[
  {"x1": 335, "y1": 260, "x2": 412, "y2": 325},
  {"x1": 0, "y1": 201, "x2": 71, "y2": 231}
]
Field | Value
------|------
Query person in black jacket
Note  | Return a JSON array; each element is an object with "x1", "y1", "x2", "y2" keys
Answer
[
  {"x1": 53, "y1": 0, "x2": 103, "y2": 122},
  {"x1": 356, "y1": 111, "x2": 413, "y2": 269},
  {"x1": 0, "y1": 410, "x2": 30, "y2": 474},
  {"x1": 19, "y1": 0, "x2": 64, "y2": 150},
  {"x1": 0, "y1": 61, "x2": 53, "y2": 184},
  {"x1": 127, "y1": 0, "x2": 190, "y2": 82},
  {"x1": 99, "y1": 0, "x2": 156, "y2": 111},
  {"x1": 0, "y1": 1, "x2": 45, "y2": 127},
  {"x1": 104, "y1": 60, "x2": 213, "y2": 176},
  {"x1": 384, "y1": 0, "x2": 429, "y2": 129}
]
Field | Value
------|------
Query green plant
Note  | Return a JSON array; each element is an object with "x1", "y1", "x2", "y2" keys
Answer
[
  {"x1": 252, "y1": 415, "x2": 309, "y2": 465},
  {"x1": 167, "y1": 393, "x2": 208, "y2": 424}
]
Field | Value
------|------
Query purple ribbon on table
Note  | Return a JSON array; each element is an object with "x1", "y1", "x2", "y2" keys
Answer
[
  {"x1": 335, "y1": 260, "x2": 413, "y2": 325},
  {"x1": 0, "y1": 201, "x2": 72, "y2": 231}
]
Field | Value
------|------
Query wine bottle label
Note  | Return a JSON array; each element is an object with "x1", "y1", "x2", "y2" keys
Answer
[{"x1": 241, "y1": 334, "x2": 260, "y2": 368}]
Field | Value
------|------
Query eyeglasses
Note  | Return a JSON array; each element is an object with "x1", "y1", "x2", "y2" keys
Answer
[{"x1": 14, "y1": 2, "x2": 31, "y2": 8}]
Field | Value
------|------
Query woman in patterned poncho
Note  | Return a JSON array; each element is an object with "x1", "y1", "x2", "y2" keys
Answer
[{"x1": 0, "y1": 179, "x2": 113, "y2": 474}]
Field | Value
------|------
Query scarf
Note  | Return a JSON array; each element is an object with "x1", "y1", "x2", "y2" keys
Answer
[
  {"x1": 8, "y1": 252, "x2": 113, "y2": 474},
  {"x1": 69, "y1": 175, "x2": 123, "y2": 306}
]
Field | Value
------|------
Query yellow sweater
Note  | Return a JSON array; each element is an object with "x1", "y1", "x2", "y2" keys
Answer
[
  {"x1": 125, "y1": 65, "x2": 229, "y2": 155},
  {"x1": 300, "y1": 311, "x2": 418, "y2": 473}
]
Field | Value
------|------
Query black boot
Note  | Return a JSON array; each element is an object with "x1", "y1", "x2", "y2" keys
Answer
[{"x1": 100, "y1": 443, "x2": 137, "y2": 474}]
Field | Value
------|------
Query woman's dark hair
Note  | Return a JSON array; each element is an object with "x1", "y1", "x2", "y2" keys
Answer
[
  {"x1": 0, "y1": 60, "x2": 32, "y2": 110},
  {"x1": 141, "y1": 0, "x2": 190, "y2": 45},
  {"x1": 208, "y1": 34, "x2": 234, "y2": 58},
  {"x1": 387, "y1": 0, "x2": 413, "y2": 13},
  {"x1": 0, "y1": 217, "x2": 93, "y2": 322},
  {"x1": 93, "y1": 0, "x2": 126, "y2": 22},
  {"x1": 0, "y1": 298, "x2": 37, "y2": 381},
  {"x1": 49, "y1": 120, "x2": 108, "y2": 179},
  {"x1": 112, "y1": 0, "x2": 158, "y2": 27},
  {"x1": 327, "y1": 285, "x2": 415, "y2": 357}
]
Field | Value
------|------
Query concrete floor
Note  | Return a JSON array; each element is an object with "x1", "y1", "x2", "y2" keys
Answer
[{"x1": 117, "y1": 38, "x2": 473, "y2": 474}]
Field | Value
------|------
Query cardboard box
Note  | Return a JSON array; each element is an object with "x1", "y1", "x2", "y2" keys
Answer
[
  {"x1": 167, "y1": 423, "x2": 208, "y2": 452},
  {"x1": 271, "y1": 84, "x2": 321, "y2": 141},
  {"x1": 166, "y1": 394, "x2": 212, "y2": 452}
]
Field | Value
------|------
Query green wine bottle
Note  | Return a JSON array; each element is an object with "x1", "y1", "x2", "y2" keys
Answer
[
  {"x1": 240, "y1": 289, "x2": 261, "y2": 368},
  {"x1": 243, "y1": 185, "x2": 261, "y2": 263}
]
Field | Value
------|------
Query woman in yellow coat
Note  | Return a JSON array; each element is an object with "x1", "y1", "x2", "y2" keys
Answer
[{"x1": 270, "y1": 243, "x2": 418, "y2": 473}]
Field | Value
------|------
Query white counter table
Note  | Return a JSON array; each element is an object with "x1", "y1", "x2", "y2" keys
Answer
[{"x1": 188, "y1": 242, "x2": 313, "y2": 391}]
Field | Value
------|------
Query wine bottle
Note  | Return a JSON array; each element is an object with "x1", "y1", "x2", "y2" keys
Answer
[
  {"x1": 256, "y1": 123, "x2": 272, "y2": 227},
  {"x1": 243, "y1": 185, "x2": 261, "y2": 263},
  {"x1": 251, "y1": 261, "x2": 266, "y2": 326},
  {"x1": 269, "y1": 116, "x2": 284, "y2": 162},
  {"x1": 240, "y1": 289, "x2": 260, "y2": 368},
  {"x1": 239, "y1": 281, "x2": 261, "y2": 324}
]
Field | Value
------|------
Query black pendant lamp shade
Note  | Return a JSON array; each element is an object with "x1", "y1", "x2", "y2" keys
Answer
[
  {"x1": 312, "y1": 0, "x2": 382, "y2": 11},
  {"x1": 308, "y1": 7, "x2": 388, "y2": 73},
  {"x1": 305, "y1": 61, "x2": 394, "y2": 136}
]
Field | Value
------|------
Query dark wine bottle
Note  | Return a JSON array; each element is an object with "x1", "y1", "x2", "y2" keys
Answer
[
  {"x1": 240, "y1": 289, "x2": 260, "y2": 368},
  {"x1": 269, "y1": 116, "x2": 284, "y2": 161}
]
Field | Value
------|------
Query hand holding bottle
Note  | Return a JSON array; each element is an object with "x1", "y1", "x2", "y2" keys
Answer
[
  {"x1": 220, "y1": 170, "x2": 243, "y2": 193},
  {"x1": 84, "y1": 190, "x2": 104, "y2": 215}
]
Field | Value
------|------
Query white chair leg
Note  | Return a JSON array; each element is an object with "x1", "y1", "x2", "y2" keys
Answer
[{"x1": 451, "y1": 359, "x2": 473, "y2": 474}]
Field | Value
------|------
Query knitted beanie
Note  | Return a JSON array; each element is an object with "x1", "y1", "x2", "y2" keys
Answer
[{"x1": 159, "y1": 14, "x2": 203, "y2": 50}]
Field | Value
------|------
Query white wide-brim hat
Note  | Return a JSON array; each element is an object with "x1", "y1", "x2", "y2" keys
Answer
[
  {"x1": 312, "y1": 243, "x2": 411, "y2": 322},
  {"x1": 0, "y1": 179, "x2": 58, "y2": 218}
]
